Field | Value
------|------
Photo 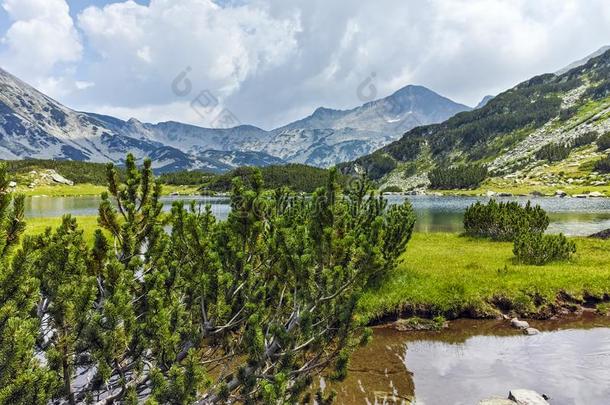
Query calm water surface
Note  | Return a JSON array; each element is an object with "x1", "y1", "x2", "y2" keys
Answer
[
  {"x1": 332, "y1": 316, "x2": 610, "y2": 405},
  {"x1": 25, "y1": 195, "x2": 610, "y2": 236}
]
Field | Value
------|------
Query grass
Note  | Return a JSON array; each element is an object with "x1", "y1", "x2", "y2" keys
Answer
[
  {"x1": 359, "y1": 232, "x2": 610, "y2": 322},
  {"x1": 14, "y1": 183, "x2": 201, "y2": 197},
  {"x1": 24, "y1": 216, "x2": 100, "y2": 243}
]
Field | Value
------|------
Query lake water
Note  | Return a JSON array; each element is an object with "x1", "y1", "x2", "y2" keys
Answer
[
  {"x1": 332, "y1": 316, "x2": 610, "y2": 405},
  {"x1": 24, "y1": 195, "x2": 610, "y2": 236}
]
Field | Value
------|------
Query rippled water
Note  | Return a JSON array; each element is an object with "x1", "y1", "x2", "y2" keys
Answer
[
  {"x1": 332, "y1": 317, "x2": 610, "y2": 405},
  {"x1": 24, "y1": 195, "x2": 610, "y2": 236}
]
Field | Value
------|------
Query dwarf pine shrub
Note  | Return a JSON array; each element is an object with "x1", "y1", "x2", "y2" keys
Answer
[
  {"x1": 513, "y1": 232, "x2": 576, "y2": 265},
  {"x1": 463, "y1": 200, "x2": 549, "y2": 241}
]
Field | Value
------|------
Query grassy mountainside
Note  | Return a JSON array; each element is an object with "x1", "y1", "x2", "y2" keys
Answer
[{"x1": 343, "y1": 49, "x2": 610, "y2": 194}]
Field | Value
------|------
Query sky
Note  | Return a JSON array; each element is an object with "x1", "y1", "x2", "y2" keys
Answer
[{"x1": 1, "y1": 0, "x2": 610, "y2": 130}]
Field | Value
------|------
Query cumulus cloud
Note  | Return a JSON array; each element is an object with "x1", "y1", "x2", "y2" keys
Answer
[
  {"x1": 74, "y1": 0, "x2": 300, "y2": 121},
  {"x1": 3, "y1": 0, "x2": 610, "y2": 129},
  {"x1": 0, "y1": 0, "x2": 82, "y2": 94}
]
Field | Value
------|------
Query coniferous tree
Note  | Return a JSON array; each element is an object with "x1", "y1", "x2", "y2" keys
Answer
[{"x1": 0, "y1": 163, "x2": 57, "y2": 404}]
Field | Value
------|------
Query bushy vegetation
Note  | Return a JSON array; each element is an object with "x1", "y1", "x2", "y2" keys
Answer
[
  {"x1": 594, "y1": 155, "x2": 610, "y2": 173},
  {"x1": 597, "y1": 132, "x2": 610, "y2": 151},
  {"x1": 535, "y1": 143, "x2": 571, "y2": 162},
  {"x1": 571, "y1": 131, "x2": 599, "y2": 148},
  {"x1": 157, "y1": 169, "x2": 210, "y2": 185},
  {"x1": 380, "y1": 185, "x2": 403, "y2": 193},
  {"x1": 513, "y1": 232, "x2": 576, "y2": 265},
  {"x1": 203, "y1": 164, "x2": 343, "y2": 193},
  {"x1": 428, "y1": 164, "x2": 488, "y2": 189},
  {"x1": 0, "y1": 155, "x2": 417, "y2": 403},
  {"x1": 2, "y1": 159, "x2": 115, "y2": 185},
  {"x1": 463, "y1": 200, "x2": 549, "y2": 241}
]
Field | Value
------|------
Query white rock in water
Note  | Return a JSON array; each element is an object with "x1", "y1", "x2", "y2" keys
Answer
[
  {"x1": 510, "y1": 318, "x2": 529, "y2": 329},
  {"x1": 555, "y1": 190, "x2": 567, "y2": 197},
  {"x1": 589, "y1": 191, "x2": 604, "y2": 197},
  {"x1": 479, "y1": 397, "x2": 515, "y2": 405},
  {"x1": 508, "y1": 389, "x2": 549, "y2": 404},
  {"x1": 524, "y1": 327, "x2": 540, "y2": 336}
]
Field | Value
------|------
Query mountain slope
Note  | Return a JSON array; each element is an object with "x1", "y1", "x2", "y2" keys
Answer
[
  {"x1": 0, "y1": 67, "x2": 469, "y2": 171},
  {"x1": 344, "y1": 48, "x2": 610, "y2": 191},
  {"x1": 556, "y1": 45, "x2": 610, "y2": 75}
]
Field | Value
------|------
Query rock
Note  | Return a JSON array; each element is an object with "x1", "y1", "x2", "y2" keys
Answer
[
  {"x1": 590, "y1": 229, "x2": 610, "y2": 240},
  {"x1": 588, "y1": 191, "x2": 605, "y2": 197},
  {"x1": 28, "y1": 183, "x2": 35, "y2": 189},
  {"x1": 8, "y1": 181, "x2": 17, "y2": 188},
  {"x1": 48, "y1": 170, "x2": 74, "y2": 186},
  {"x1": 486, "y1": 191, "x2": 497, "y2": 197},
  {"x1": 555, "y1": 190, "x2": 567, "y2": 197},
  {"x1": 479, "y1": 397, "x2": 516, "y2": 405},
  {"x1": 574, "y1": 194, "x2": 588, "y2": 199},
  {"x1": 498, "y1": 192, "x2": 513, "y2": 197},
  {"x1": 524, "y1": 327, "x2": 540, "y2": 336},
  {"x1": 508, "y1": 389, "x2": 550, "y2": 404},
  {"x1": 510, "y1": 318, "x2": 529, "y2": 330}
]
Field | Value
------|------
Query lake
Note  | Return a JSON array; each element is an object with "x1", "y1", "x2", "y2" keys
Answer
[
  {"x1": 24, "y1": 195, "x2": 610, "y2": 236},
  {"x1": 332, "y1": 315, "x2": 610, "y2": 404}
]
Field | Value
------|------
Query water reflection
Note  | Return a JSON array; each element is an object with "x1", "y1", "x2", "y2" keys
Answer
[
  {"x1": 24, "y1": 195, "x2": 610, "y2": 237},
  {"x1": 333, "y1": 317, "x2": 610, "y2": 405}
]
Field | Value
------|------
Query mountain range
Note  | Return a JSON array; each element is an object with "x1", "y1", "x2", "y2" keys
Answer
[
  {"x1": 343, "y1": 47, "x2": 610, "y2": 190},
  {"x1": 0, "y1": 68, "x2": 469, "y2": 172}
]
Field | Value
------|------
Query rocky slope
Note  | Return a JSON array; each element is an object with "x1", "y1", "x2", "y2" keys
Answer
[
  {"x1": 343, "y1": 48, "x2": 610, "y2": 193},
  {"x1": 0, "y1": 67, "x2": 469, "y2": 171}
]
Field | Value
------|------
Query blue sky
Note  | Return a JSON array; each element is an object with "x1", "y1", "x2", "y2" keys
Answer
[{"x1": 1, "y1": 0, "x2": 610, "y2": 130}]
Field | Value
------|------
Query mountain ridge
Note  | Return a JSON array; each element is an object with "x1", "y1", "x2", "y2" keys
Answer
[{"x1": 0, "y1": 67, "x2": 470, "y2": 171}]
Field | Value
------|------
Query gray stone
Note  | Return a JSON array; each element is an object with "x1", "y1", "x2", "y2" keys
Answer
[
  {"x1": 479, "y1": 397, "x2": 516, "y2": 405},
  {"x1": 510, "y1": 318, "x2": 529, "y2": 329},
  {"x1": 555, "y1": 190, "x2": 567, "y2": 197},
  {"x1": 524, "y1": 327, "x2": 540, "y2": 336},
  {"x1": 48, "y1": 171, "x2": 74, "y2": 186},
  {"x1": 588, "y1": 191, "x2": 605, "y2": 198},
  {"x1": 508, "y1": 389, "x2": 549, "y2": 404},
  {"x1": 8, "y1": 181, "x2": 17, "y2": 188}
]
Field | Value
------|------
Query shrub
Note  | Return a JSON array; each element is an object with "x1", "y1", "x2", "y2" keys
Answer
[
  {"x1": 571, "y1": 131, "x2": 598, "y2": 148},
  {"x1": 381, "y1": 185, "x2": 403, "y2": 193},
  {"x1": 597, "y1": 132, "x2": 610, "y2": 151},
  {"x1": 513, "y1": 232, "x2": 576, "y2": 265},
  {"x1": 463, "y1": 200, "x2": 549, "y2": 241},
  {"x1": 535, "y1": 143, "x2": 571, "y2": 162},
  {"x1": 428, "y1": 164, "x2": 488, "y2": 189},
  {"x1": 559, "y1": 106, "x2": 578, "y2": 121},
  {"x1": 594, "y1": 155, "x2": 610, "y2": 173}
]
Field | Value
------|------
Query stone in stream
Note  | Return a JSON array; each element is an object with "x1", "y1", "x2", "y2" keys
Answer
[
  {"x1": 479, "y1": 390, "x2": 549, "y2": 405},
  {"x1": 508, "y1": 389, "x2": 549, "y2": 404},
  {"x1": 510, "y1": 318, "x2": 529, "y2": 330},
  {"x1": 523, "y1": 327, "x2": 540, "y2": 336}
]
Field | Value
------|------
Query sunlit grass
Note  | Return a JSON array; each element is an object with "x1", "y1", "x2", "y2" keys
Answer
[
  {"x1": 359, "y1": 232, "x2": 610, "y2": 321},
  {"x1": 14, "y1": 183, "x2": 200, "y2": 197}
]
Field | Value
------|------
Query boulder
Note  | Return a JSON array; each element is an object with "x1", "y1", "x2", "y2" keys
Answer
[
  {"x1": 588, "y1": 191, "x2": 605, "y2": 198},
  {"x1": 508, "y1": 389, "x2": 549, "y2": 404},
  {"x1": 497, "y1": 192, "x2": 513, "y2": 197},
  {"x1": 8, "y1": 181, "x2": 17, "y2": 188},
  {"x1": 479, "y1": 397, "x2": 516, "y2": 405},
  {"x1": 510, "y1": 318, "x2": 529, "y2": 330},
  {"x1": 554, "y1": 190, "x2": 567, "y2": 197},
  {"x1": 48, "y1": 171, "x2": 74, "y2": 186},
  {"x1": 486, "y1": 191, "x2": 497, "y2": 197},
  {"x1": 524, "y1": 327, "x2": 540, "y2": 336},
  {"x1": 590, "y1": 229, "x2": 610, "y2": 240},
  {"x1": 573, "y1": 194, "x2": 588, "y2": 199}
]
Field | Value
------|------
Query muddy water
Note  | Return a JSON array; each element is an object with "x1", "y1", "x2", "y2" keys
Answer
[{"x1": 332, "y1": 316, "x2": 610, "y2": 404}]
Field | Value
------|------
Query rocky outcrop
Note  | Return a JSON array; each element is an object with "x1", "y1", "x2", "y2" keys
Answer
[
  {"x1": 510, "y1": 318, "x2": 529, "y2": 330},
  {"x1": 590, "y1": 229, "x2": 610, "y2": 240},
  {"x1": 479, "y1": 390, "x2": 549, "y2": 405},
  {"x1": 508, "y1": 389, "x2": 549, "y2": 404}
]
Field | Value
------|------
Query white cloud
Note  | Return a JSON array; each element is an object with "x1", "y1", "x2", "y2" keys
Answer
[
  {"x1": 74, "y1": 0, "x2": 300, "y2": 119},
  {"x1": 0, "y1": 0, "x2": 82, "y2": 92},
  {"x1": 4, "y1": 0, "x2": 610, "y2": 129}
]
